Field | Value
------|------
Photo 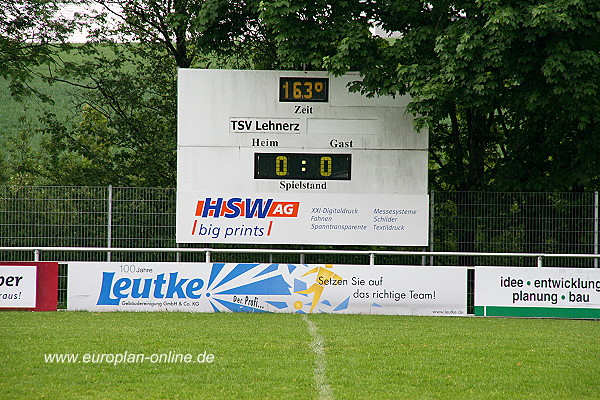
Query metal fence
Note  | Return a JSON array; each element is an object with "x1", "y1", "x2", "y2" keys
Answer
[
  {"x1": 1, "y1": 186, "x2": 598, "y2": 308},
  {"x1": 430, "y1": 191, "x2": 599, "y2": 268},
  {"x1": 1, "y1": 186, "x2": 598, "y2": 267}
]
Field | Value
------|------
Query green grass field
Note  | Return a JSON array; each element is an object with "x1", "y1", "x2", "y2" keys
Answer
[{"x1": 0, "y1": 312, "x2": 598, "y2": 399}]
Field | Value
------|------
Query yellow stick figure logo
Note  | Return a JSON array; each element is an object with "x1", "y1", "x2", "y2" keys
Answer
[{"x1": 295, "y1": 264, "x2": 343, "y2": 313}]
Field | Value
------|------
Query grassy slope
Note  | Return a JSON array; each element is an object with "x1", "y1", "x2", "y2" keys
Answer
[
  {"x1": 0, "y1": 76, "x2": 77, "y2": 135},
  {"x1": 0, "y1": 312, "x2": 598, "y2": 399},
  {"x1": 0, "y1": 44, "x2": 127, "y2": 156}
]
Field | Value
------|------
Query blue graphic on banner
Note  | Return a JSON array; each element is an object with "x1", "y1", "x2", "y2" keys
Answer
[
  {"x1": 212, "y1": 263, "x2": 258, "y2": 290},
  {"x1": 254, "y1": 264, "x2": 279, "y2": 278},
  {"x1": 265, "y1": 301, "x2": 289, "y2": 309},
  {"x1": 216, "y1": 275, "x2": 291, "y2": 296},
  {"x1": 334, "y1": 296, "x2": 350, "y2": 311},
  {"x1": 294, "y1": 279, "x2": 308, "y2": 296},
  {"x1": 208, "y1": 263, "x2": 225, "y2": 288},
  {"x1": 203, "y1": 262, "x2": 353, "y2": 314}
]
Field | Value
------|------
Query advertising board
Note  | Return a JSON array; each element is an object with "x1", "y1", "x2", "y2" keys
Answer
[
  {"x1": 68, "y1": 262, "x2": 467, "y2": 316},
  {"x1": 0, "y1": 265, "x2": 37, "y2": 308},
  {"x1": 0, "y1": 262, "x2": 59, "y2": 311},
  {"x1": 475, "y1": 267, "x2": 600, "y2": 318},
  {"x1": 178, "y1": 193, "x2": 428, "y2": 246}
]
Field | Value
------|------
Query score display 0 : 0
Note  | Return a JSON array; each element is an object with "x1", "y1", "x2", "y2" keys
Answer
[{"x1": 254, "y1": 153, "x2": 351, "y2": 180}]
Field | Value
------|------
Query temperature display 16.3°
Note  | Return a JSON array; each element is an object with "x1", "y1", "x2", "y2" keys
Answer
[{"x1": 279, "y1": 77, "x2": 329, "y2": 102}]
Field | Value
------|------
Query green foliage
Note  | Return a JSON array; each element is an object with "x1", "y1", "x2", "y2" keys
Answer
[
  {"x1": 0, "y1": 0, "x2": 75, "y2": 101},
  {"x1": 42, "y1": 105, "x2": 137, "y2": 186},
  {"x1": 3, "y1": 129, "x2": 47, "y2": 186},
  {"x1": 3, "y1": 1, "x2": 599, "y2": 190},
  {"x1": 259, "y1": 0, "x2": 600, "y2": 191},
  {"x1": 195, "y1": 0, "x2": 281, "y2": 69},
  {"x1": 27, "y1": 1, "x2": 282, "y2": 187},
  {"x1": 40, "y1": 42, "x2": 179, "y2": 186}
]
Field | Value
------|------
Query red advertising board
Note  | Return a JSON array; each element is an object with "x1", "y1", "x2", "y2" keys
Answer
[{"x1": 0, "y1": 262, "x2": 58, "y2": 311}]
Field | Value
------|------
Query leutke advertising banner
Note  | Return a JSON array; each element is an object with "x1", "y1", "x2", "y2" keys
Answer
[
  {"x1": 475, "y1": 267, "x2": 600, "y2": 318},
  {"x1": 68, "y1": 263, "x2": 467, "y2": 316}
]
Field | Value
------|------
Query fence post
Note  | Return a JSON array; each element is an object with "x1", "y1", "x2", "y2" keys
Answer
[
  {"x1": 537, "y1": 256, "x2": 543, "y2": 268},
  {"x1": 429, "y1": 190, "x2": 435, "y2": 266},
  {"x1": 107, "y1": 185, "x2": 113, "y2": 262},
  {"x1": 595, "y1": 191, "x2": 598, "y2": 268},
  {"x1": 369, "y1": 253, "x2": 375, "y2": 265}
]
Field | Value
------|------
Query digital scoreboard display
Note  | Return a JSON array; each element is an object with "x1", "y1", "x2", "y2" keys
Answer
[
  {"x1": 254, "y1": 153, "x2": 351, "y2": 180},
  {"x1": 177, "y1": 69, "x2": 429, "y2": 246},
  {"x1": 279, "y1": 77, "x2": 329, "y2": 102}
]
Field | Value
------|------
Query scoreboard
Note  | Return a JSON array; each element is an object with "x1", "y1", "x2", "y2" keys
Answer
[{"x1": 176, "y1": 69, "x2": 429, "y2": 246}]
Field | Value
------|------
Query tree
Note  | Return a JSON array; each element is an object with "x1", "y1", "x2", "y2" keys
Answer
[
  {"x1": 259, "y1": 0, "x2": 600, "y2": 191},
  {"x1": 41, "y1": 42, "x2": 180, "y2": 186},
  {"x1": 37, "y1": 0, "x2": 279, "y2": 186},
  {"x1": 0, "y1": 0, "x2": 76, "y2": 101}
]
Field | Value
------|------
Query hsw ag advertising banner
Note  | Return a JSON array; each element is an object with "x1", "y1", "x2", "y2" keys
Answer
[{"x1": 177, "y1": 193, "x2": 429, "y2": 246}]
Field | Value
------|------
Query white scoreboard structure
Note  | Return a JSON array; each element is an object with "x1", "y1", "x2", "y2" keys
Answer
[{"x1": 177, "y1": 69, "x2": 429, "y2": 246}]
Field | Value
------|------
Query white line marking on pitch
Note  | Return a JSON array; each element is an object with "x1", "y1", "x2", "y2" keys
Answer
[{"x1": 302, "y1": 314, "x2": 334, "y2": 400}]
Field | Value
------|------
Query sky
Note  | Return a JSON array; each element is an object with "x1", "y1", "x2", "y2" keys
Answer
[
  {"x1": 56, "y1": 2, "x2": 399, "y2": 43},
  {"x1": 57, "y1": 2, "x2": 121, "y2": 42}
]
